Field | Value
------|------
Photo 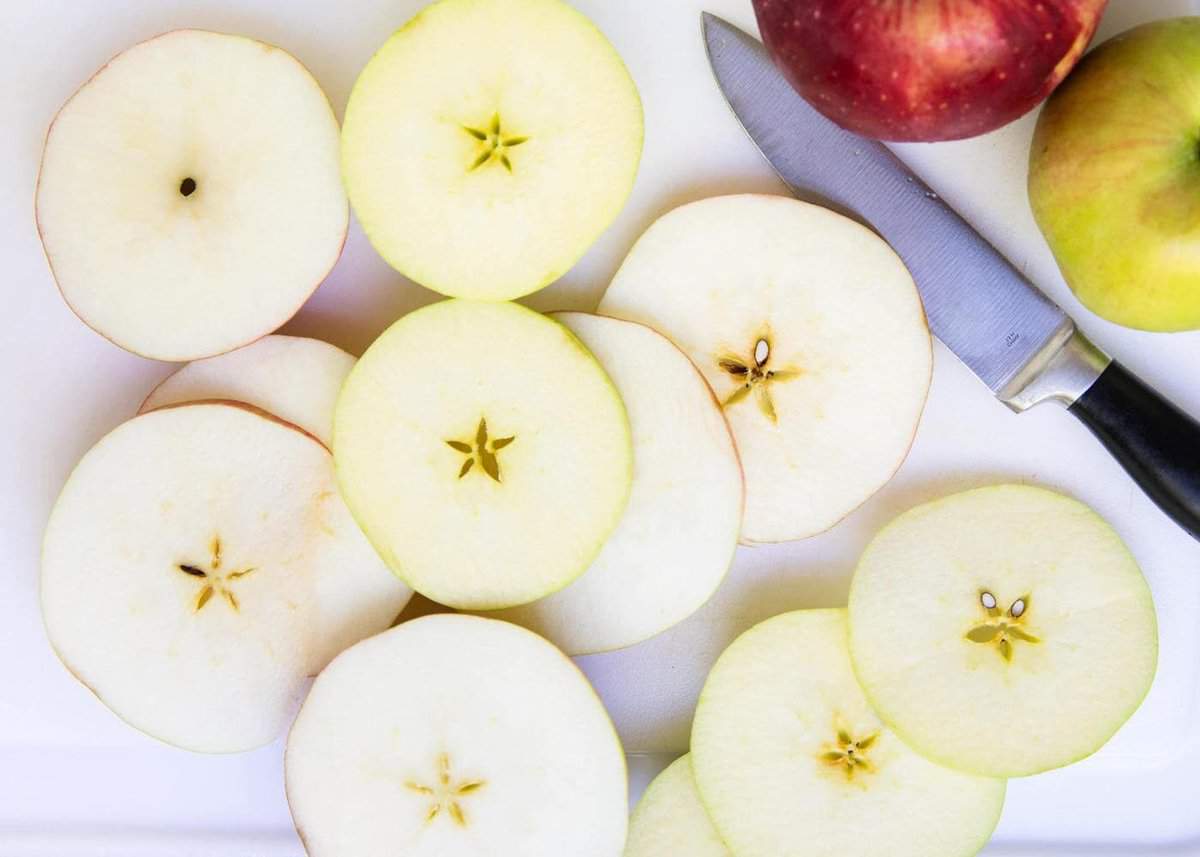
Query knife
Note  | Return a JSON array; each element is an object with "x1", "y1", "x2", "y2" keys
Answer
[{"x1": 702, "y1": 12, "x2": 1200, "y2": 542}]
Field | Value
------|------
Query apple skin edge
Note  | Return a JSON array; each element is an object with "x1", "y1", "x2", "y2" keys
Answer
[
  {"x1": 751, "y1": 0, "x2": 1107, "y2": 142},
  {"x1": 33, "y1": 29, "x2": 349, "y2": 364}
]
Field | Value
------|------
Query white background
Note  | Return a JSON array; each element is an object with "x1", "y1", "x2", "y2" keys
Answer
[{"x1": 2, "y1": 0, "x2": 1200, "y2": 853}]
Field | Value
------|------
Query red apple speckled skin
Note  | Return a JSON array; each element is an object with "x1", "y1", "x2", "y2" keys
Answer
[{"x1": 752, "y1": 0, "x2": 1107, "y2": 142}]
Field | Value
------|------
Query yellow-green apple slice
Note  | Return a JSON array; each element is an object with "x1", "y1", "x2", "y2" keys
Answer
[
  {"x1": 140, "y1": 335, "x2": 356, "y2": 447},
  {"x1": 285, "y1": 615, "x2": 627, "y2": 857},
  {"x1": 600, "y1": 194, "x2": 931, "y2": 543},
  {"x1": 334, "y1": 300, "x2": 632, "y2": 610},
  {"x1": 341, "y1": 0, "x2": 642, "y2": 300},
  {"x1": 40, "y1": 402, "x2": 393, "y2": 752},
  {"x1": 848, "y1": 485, "x2": 1158, "y2": 778},
  {"x1": 625, "y1": 755, "x2": 731, "y2": 857},
  {"x1": 35, "y1": 30, "x2": 347, "y2": 361},
  {"x1": 491, "y1": 313, "x2": 742, "y2": 654},
  {"x1": 691, "y1": 609, "x2": 1005, "y2": 857}
]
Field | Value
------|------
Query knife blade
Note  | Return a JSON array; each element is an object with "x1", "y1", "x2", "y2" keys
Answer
[{"x1": 702, "y1": 12, "x2": 1200, "y2": 541}]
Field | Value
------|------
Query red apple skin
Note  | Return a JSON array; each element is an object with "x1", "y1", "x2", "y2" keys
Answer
[{"x1": 752, "y1": 0, "x2": 1107, "y2": 142}]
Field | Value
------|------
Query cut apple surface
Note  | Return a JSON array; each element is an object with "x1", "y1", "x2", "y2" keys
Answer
[
  {"x1": 848, "y1": 485, "x2": 1158, "y2": 778},
  {"x1": 35, "y1": 30, "x2": 347, "y2": 361},
  {"x1": 41, "y1": 402, "x2": 408, "y2": 752},
  {"x1": 599, "y1": 194, "x2": 931, "y2": 543},
  {"x1": 625, "y1": 755, "x2": 730, "y2": 857},
  {"x1": 334, "y1": 300, "x2": 632, "y2": 610},
  {"x1": 285, "y1": 614, "x2": 627, "y2": 857},
  {"x1": 691, "y1": 609, "x2": 1005, "y2": 857},
  {"x1": 341, "y1": 0, "x2": 643, "y2": 300},
  {"x1": 490, "y1": 313, "x2": 742, "y2": 654},
  {"x1": 140, "y1": 335, "x2": 356, "y2": 447}
]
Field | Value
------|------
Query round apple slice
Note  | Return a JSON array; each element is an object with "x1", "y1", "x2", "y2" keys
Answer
[
  {"x1": 691, "y1": 609, "x2": 1005, "y2": 857},
  {"x1": 35, "y1": 30, "x2": 347, "y2": 361},
  {"x1": 626, "y1": 756, "x2": 731, "y2": 857},
  {"x1": 140, "y1": 335, "x2": 356, "y2": 447},
  {"x1": 285, "y1": 614, "x2": 627, "y2": 857},
  {"x1": 599, "y1": 194, "x2": 931, "y2": 543},
  {"x1": 848, "y1": 485, "x2": 1158, "y2": 778},
  {"x1": 334, "y1": 300, "x2": 632, "y2": 610},
  {"x1": 491, "y1": 313, "x2": 742, "y2": 653},
  {"x1": 341, "y1": 0, "x2": 642, "y2": 300},
  {"x1": 41, "y1": 402, "x2": 389, "y2": 752}
]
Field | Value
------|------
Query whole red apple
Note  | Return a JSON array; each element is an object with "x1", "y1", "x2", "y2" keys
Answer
[{"x1": 752, "y1": 0, "x2": 1107, "y2": 141}]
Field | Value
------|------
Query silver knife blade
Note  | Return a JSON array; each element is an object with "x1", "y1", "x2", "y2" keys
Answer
[{"x1": 702, "y1": 12, "x2": 1073, "y2": 397}]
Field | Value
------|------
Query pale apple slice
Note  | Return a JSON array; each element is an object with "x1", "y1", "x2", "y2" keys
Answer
[
  {"x1": 625, "y1": 756, "x2": 731, "y2": 857},
  {"x1": 334, "y1": 300, "x2": 632, "y2": 610},
  {"x1": 848, "y1": 485, "x2": 1158, "y2": 778},
  {"x1": 285, "y1": 614, "x2": 627, "y2": 857},
  {"x1": 341, "y1": 0, "x2": 642, "y2": 300},
  {"x1": 490, "y1": 313, "x2": 742, "y2": 654},
  {"x1": 41, "y1": 402, "x2": 400, "y2": 752},
  {"x1": 691, "y1": 609, "x2": 1005, "y2": 857},
  {"x1": 36, "y1": 30, "x2": 347, "y2": 361},
  {"x1": 138, "y1": 337, "x2": 413, "y2": 670},
  {"x1": 140, "y1": 335, "x2": 356, "y2": 447},
  {"x1": 599, "y1": 194, "x2": 931, "y2": 543}
]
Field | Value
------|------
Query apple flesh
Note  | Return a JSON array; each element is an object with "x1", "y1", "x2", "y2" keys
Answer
[
  {"x1": 334, "y1": 300, "x2": 633, "y2": 610},
  {"x1": 691, "y1": 609, "x2": 1005, "y2": 857},
  {"x1": 625, "y1": 756, "x2": 731, "y2": 857},
  {"x1": 139, "y1": 335, "x2": 356, "y2": 447},
  {"x1": 35, "y1": 30, "x2": 347, "y2": 361},
  {"x1": 848, "y1": 485, "x2": 1158, "y2": 778},
  {"x1": 342, "y1": 0, "x2": 643, "y2": 300},
  {"x1": 41, "y1": 402, "x2": 402, "y2": 752},
  {"x1": 752, "y1": 0, "x2": 1107, "y2": 142},
  {"x1": 285, "y1": 615, "x2": 627, "y2": 857},
  {"x1": 1029, "y1": 17, "x2": 1200, "y2": 331},
  {"x1": 600, "y1": 194, "x2": 931, "y2": 543},
  {"x1": 489, "y1": 313, "x2": 743, "y2": 655}
]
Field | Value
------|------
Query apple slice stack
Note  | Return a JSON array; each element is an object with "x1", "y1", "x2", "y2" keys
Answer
[{"x1": 628, "y1": 486, "x2": 1158, "y2": 857}]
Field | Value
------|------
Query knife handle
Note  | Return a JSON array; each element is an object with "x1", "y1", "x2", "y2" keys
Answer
[{"x1": 1069, "y1": 361, "x2": 1200, "y2": 541}]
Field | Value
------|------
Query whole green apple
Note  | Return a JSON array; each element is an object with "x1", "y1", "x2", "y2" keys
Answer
[{"x1": 1029, "y1": 17, "x2": 1200, "y2": 331}]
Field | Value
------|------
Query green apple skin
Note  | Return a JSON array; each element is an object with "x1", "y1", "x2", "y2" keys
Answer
[{"x1": 1029, "y1": 18, "x2": 1200, "y2": 332}]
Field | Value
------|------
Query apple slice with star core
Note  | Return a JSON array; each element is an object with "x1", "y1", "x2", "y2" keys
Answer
[
  {"x1": 491, "y1": 312, "x2": 742, "y2": 654},
  {"x1": 625, "y1": 755, "x2": 731, "y2": 857},
  {"x1": 285, "y1": 614, "x2": 627, "y2": 857},
  {"x1": 848, "y1": 485, "x2": 1158, "y2": 778},
  {"x1": 41, "y1": 402, "x2": 398, "y2": 753},
  {"x1": 334, "y1": 300, "x2": 632, "y2": 610},
  {"x1": 341, "y1": 0, "x2": 643, "y2": 300},
  {"x1": 35, "y1": 30, "x2": 347, "y2": 361},
  {"x1": 140, "y1": 335, "x2": 356, "y2": 447},
  {"x1": 600, "y1": 194, "x2": 931, "y2": 543},
  {"x1": 691, "y1": 609, "x2": 1005, "y2": 857}
]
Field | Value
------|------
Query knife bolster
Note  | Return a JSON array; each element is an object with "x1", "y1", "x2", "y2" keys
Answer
[{"x1": 1000, "y1": 329, "x2": 1110, "y2": 412}]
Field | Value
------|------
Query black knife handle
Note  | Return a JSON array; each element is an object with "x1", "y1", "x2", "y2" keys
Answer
[{"x1": 1069, "y1": 361, "x2": 1200, "y2": 540}]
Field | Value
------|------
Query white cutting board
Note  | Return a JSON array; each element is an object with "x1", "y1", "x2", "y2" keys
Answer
[{"x1": 2, "y1": 1, "x2": 1199, "y2": 854}]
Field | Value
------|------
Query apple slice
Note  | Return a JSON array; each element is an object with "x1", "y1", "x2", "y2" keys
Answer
[
  {"x1": 285, "y1": 614, "x2": 627, "y2": 857},
  {"x1": 691, "y1": 609, "x2": 1005, "y2": 857},
  {"x1": 334, "y1": 300, "x2": 632, "y2": 610},
  {"x1": 491, "y1": 313, "x2": 742, "y2": 654},
  {"x1": 848, "y1": 485, "x2": 1158, "y2": 778},
  {"x1": 341, "y1": 0, "x2": 642, "y2": 300},
  {"x1": 625, "y1": 756, "x2": 731, "y2": 857},
  {"x1": 41, "y1": 402, "x2": 406, "y2": 752},
  {"x1": 599, "y1": 194, "x2": 931, "y2": 543},
  {"x1": 35, "y1": 30, "x2": 347, "y2": 361},
  {"x1": 140, "y1": 335, "x2": 356, "y2": 446}
]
